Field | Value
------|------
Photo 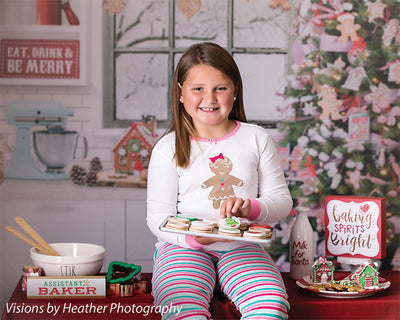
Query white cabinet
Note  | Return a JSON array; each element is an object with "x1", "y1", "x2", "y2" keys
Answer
[
  {"x1": 0, "y1": 0, "x2": 87, "y2": 85},
  {"x1": 0, "y1": 198, "x2": 126, "y2": 311},
  {"x1": 126, "y1": 200, "x2": 157, "y2": 273},
  {"x1": 0, "y1": 180, "x2": 153, "y2": 315}
]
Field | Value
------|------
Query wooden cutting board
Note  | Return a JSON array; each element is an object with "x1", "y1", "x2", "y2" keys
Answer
[{"x1": 96, "y1": 170, "x2": 147, "y2": 188}]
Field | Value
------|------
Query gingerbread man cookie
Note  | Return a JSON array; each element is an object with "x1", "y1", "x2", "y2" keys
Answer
[
  {"x1": 336, "y1": 12, "x2": 360, "y2": 42},
  {"x1": 269, "y1": 0, "x2": 291, "y2": 10},
  {"x1": 201, "y1": 153, "x2": 243, "y2": 209},
  {"x1": 318, "y1": 85, "x2": 342, "y2": 120}
]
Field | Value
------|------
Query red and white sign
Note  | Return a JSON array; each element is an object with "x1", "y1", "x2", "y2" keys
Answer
[
  {"x1": 325, "y1": 196, "x2": 386, "y2": 260},
  {"x1": 27, "y1": 276, "x2": 105, "y2": 299},
  {"x1": 0, "y1": 39, "x2": 79, "y2": 79}
]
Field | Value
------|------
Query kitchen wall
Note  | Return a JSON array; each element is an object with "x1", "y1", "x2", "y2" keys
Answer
[
  {"x1": 0, "y1": 0, "x2": 149, "y2": 313},
  {"x1": 0, "y1": 0, "x2": 122, "y2": 172}
]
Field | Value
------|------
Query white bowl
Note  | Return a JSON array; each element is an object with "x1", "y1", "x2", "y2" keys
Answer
[{"x1": 30, "y1": 243, "x2": 105, "y2": 276}]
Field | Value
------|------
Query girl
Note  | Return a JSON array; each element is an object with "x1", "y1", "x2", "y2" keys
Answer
[{"x1": 147, "y1": 42, "x2": 292, "y2": 320}]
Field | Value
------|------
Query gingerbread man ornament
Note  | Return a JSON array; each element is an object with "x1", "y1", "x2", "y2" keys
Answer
[
  {"x1": 201, "y1": 153, "x2": 243, "y2": 209},
  {"x1": 269, "y1": 0, "x2": 291, "y2": 10},
  {"x1": 336, "y1": 12, "x2": 360, "y2": 42},
  {"x1": 318, "y1": 85, "x2": 342, "y2": 120}
]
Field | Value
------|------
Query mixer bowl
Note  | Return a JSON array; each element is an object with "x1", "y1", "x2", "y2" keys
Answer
[
  {"x1": 33, "y1": 130, "x2": 79, "y2": 170},
  {"x1": 30, "y1": 243, "x2": 105, "y2": 276}
]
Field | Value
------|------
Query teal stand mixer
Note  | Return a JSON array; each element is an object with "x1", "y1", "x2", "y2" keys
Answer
[{"x1": 5, "y1": 101, "x2": 87, "y2": 180}]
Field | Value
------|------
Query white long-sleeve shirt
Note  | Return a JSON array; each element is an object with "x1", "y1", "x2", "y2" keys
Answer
[{"x1": 146, "y1": 121, "x2": 293, "y2": 251}]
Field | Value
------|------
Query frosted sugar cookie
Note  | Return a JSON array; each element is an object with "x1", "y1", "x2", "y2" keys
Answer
[
  {"x1": 218, "y1": 216, "x2": 240, "y2": 229},
  {"x1": 189, "y1": 221, "x2": 214, "y2": 233},
  {"x1": 168, "y1": 217, "x2": 190, "y2": 225},
  {"x1": 218, "y1": 228, "x2": 242, "y2": 237},
  {"x1": 243, "y1": 230, "x2": 267, "y2": 239},
  {"x1": 165, "y1": 219, "x2": 189, "y2": 231},
  {"x1": 176, "y1": 214, "x2": 198, "y2": 222},
  {"x1": 202, "y1": 218, "x2": 219, "y2": 228},
  {"x1": 248, "y1": 223, "x2": 271, "y2": 233}
]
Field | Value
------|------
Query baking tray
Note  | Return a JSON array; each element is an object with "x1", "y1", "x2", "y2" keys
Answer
[{"x1": 159, "y1": 216, "x2": 275, "y2": 244}]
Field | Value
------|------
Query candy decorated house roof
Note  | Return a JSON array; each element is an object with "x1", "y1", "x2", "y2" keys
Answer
[{"x1": 312, "y1": 256, "x2": 334, "y2": 271}]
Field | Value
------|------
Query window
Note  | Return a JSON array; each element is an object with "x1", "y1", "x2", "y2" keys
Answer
[{"x1": 103, "y1": 0, "x2": 291, "y2": 128}]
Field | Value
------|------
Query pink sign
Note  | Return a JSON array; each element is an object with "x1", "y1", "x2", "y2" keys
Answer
[
  {"x1": 325, "y1": 196, "x2": 386, "y2": 260},
  {"x1": 0, "y1": 39, "x2": 79, "y2": 79}
]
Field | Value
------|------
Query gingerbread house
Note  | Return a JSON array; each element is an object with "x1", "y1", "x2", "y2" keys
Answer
[
  {"x1": 113, "y1": 116, "x2": 158, "y2": 176},
  {"x1": 312, "y1": 256, "x2": 335, "y2": 283},
  {"x1": 350, "y1": 261, "x2": 380, "y2": 289}
]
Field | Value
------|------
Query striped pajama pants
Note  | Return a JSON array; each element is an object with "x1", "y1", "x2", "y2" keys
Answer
[{"x1": 152, "y1": 243, "x2": 289, "y2": 320}]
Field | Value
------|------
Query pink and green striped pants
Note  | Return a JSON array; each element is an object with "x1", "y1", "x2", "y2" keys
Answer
[{"x1": 152, "y1": 243, "x2": 289, "y2": 320}]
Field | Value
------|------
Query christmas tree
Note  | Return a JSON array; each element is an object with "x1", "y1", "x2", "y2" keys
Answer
[{"x1": 277, "y1": 0, "x2": 400, "y2": 269}]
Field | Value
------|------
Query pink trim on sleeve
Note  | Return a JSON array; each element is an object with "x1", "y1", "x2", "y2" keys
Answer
[
  {"x1": 247, "y1": 198, "x2": 261, "y2": 220},
  {"x1": 185, "y1": 235, "x2": 204, "y2": 250}
]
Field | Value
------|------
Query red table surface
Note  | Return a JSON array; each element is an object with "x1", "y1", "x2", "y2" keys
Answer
[{"x1": 2, "y1": 271, "x2": 399, "y2": 320}]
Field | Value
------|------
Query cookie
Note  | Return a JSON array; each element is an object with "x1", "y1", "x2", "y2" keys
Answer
[
  {"x1": 165, "y1": 220, "x2": 189, "y2": 231},
  {"x1": 218, "y1": 216, "x2": 240, "y2": 229},
  {"x1": 202, "y1": 218, "x2": 219, "y2": 228},
  {"x1": 176, "y1": 214, "x2": 198, "y2": 221},
  {"x1": 168, "y1": 217, "x2": 190, "y2": 225},
  {"x1": 218, "y1": 228, "x2": 242, "y2": 237},
  {"x1": 238, "y1": 218, "x2": 249, "y2": 231},
  {"x1": 243, "y1": 230, "x2": 267, "y2": 239},
  {"x1": 189, "y1": 221, "x2": 214, "y2": 233},
  {"x1": 248, "y1": 223, "x2": 271, "y2": 233}
]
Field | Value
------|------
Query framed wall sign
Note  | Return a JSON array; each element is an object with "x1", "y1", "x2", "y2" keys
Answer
[
  {"x1": 0, "y1": 0, "x2": 86, "y2": 86},
  {"x1": 324, "y1": 196, "x2": 386, "y2": 260},
  {"x1": 1, "y1": 39, "x2": 79, "y2": 80}
]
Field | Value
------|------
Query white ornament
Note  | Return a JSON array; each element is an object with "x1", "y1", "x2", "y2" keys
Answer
[
  {"x1": 330, "y1": 174, "x2": 342, "y2": 189},
  {"x1": 302, "y1": 102, "x2": 317, "y2": 116},
  {"x1": 297, "y1": 136, "x2": 309, "y2": 148},
  {"x1": 308, "y1": 149, "x2": 318, "y2": 157},
  {"x1": 365, "y1": 83, "x2": 390, "y2": 113},
  {"x1": 382, "y1": 19, "x2": 400, "y2": 47},
  {"x1": 320, "y1": 124, "x2": 332, "y2": 138},
  {"x1": 346, "y1": 159, "x2": 355, "y2": 168},
  {"x1": 318, "y1": 152, "x2": 330, "y2": 162},
  {"x1": 342, "y1": 67, "x2": 367, "y2": 91},
  {"x1": 388, "y1": 61, "x2": 400, "y2": 82},
  {"x1": 332, "y1": 149, "x2": 343, "y2": 159}
]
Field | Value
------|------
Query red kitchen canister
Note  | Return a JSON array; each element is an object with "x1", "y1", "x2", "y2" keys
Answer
[{"x1": 36, "y1": 0, "x2": 61, "y2": 25}]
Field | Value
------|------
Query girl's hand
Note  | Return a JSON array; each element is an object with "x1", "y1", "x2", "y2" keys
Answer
[{"x1": 220, "y1": 197, "x2": 251, "y2": 219}]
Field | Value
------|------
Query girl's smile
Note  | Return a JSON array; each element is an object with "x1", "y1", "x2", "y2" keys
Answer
[{"x1": 179, "y1": 63, "x2": 237, "y2": 139}]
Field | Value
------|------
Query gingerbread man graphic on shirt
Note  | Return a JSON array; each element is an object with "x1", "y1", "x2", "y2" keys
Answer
[{"x1": 201, "y1": 153, "x2": 243, "y2": 209}]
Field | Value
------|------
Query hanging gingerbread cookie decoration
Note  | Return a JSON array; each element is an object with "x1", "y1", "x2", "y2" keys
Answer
[
  {"x1": 336, "y1": 12, "x2": 360, "y2": 42},
  {"x1": 269, "y1": 0, "x2": 291, "y2": 11},
  {"x1": 201, "y1": 153, "x2": 243, "y2": 209},
  {"x1": 104, "y1": 0, "x2": 126, "y2": 16},
  {"x1": 178, "y1": 0, "x2": 201, "y2": 19}
]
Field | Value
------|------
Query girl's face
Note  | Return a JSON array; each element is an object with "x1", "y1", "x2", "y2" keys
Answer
[{"x1": 179, "y1": 63, "x2": 237, "y2": 137}]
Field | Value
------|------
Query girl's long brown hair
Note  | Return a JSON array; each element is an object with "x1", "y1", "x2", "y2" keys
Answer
[{"x1": 167, "y1": 42, "x2": 247, "y2": 168}]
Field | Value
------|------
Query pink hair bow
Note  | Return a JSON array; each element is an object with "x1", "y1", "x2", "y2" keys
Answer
[{"x1": 210, "y1": 153, "x2": 224, "y2": 163}]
